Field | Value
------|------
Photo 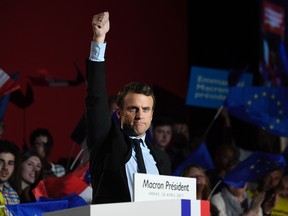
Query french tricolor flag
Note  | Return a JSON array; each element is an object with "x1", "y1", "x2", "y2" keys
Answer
[
  {"x1": 0, "y1": 68, "x2": 20, "y2": 97},
  {"x1": 32, "y1": 165, "x2": 92, "y2": 204}
]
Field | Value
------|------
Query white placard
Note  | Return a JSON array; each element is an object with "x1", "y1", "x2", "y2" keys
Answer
[{"x1": 133, "y1": 173, "x2": 196, "y2": 202}]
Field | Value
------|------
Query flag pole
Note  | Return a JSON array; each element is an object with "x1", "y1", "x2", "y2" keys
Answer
[
  {"x1": 203, "y1": 105, "x2": 224, "y2": 139},
  {"x1": 66, "y1": 141, "x2": 77, "y2": 172},
  {"x1": 202, "y1": 65, "x2": 249, "y2": 140},
  {"x1": 69, "y1": 148, "x2": 84, "y2": 171},
  {"x1": 208, "y1": 179, "x2": 222, "y2": 200},
  {"x1": 22, "y1": 108, "x2": 28, "y2": 150}
]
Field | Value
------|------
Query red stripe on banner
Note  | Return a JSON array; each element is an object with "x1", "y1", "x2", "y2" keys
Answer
[{"x1": 200, "y1": 200, "x2": 210, "y2": 216}]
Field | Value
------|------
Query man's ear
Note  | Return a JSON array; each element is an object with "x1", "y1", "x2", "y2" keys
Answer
[{"x1": 116, "y1": 107, "x2": 121, "y2": 119}]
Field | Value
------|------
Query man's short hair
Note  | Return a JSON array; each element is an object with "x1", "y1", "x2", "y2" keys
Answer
[
  {"x1": 29, "y1": 128, "x2": 53, "y2": 149},
  {"x1": 116, "y1": 82, "x2": 156, "y2": 110},
  {"x1": 0, "y1": 140, "x2": 19, "y2": 158},
  {"x1": 152, "y1": 117, "x2": 173, "y2": 129}
]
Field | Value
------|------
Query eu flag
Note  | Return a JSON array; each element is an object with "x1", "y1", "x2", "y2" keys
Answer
[
  {"x1": 172, "y1": 142, "x2": 214, "y2": 176},
  {"x1": 224, "y1": 86, "x2": 288, "y2": 137},
  {"x1": 223, "y1": 151, "x2": 286, "y2": 188},
  {"x1": 6, "y1": 200, "x2": 68, "y2": 216}
]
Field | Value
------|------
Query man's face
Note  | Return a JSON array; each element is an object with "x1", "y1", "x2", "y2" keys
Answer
[
  {"x1": 33, "y1": 135, "x2": 49, "y2": 159},
  {"x1": 0, "y1": 152, "x2": 15, "y2": 184},
  {"x1": 153, "y1": 125, "x2": 172, "y2": 149},
  {"x1": 117, "y1": 92, "x2": 153, "y2": 138}
]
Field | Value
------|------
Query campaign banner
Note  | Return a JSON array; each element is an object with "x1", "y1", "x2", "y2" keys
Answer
[
  {"x1": 133, "y1": 173, "x2": 196, "y2": 202},
  {"x1": 186, "y1": 66, "x2": 253, "y2": 109}
]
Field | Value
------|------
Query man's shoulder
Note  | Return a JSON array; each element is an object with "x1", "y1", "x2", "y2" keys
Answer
[
  {"x1": 3, "y1": 182, "x2": 20, "y2": 204},
  {"x1": 50, "y1": 162, "x2": 66, "y2": 177},
  {"x1": 3, "y1": 182, "x2": 15, "y2": 191}
]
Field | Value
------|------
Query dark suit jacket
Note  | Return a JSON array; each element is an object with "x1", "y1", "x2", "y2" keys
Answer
[{"x1": 86, "y1": 59, "x2": 171, "y2": 204}]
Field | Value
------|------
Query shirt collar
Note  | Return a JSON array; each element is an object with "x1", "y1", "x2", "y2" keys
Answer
[
  {"x1": 129, "y1": 134, "x2": 146, "y2": 143},
  {"x1": 1, "y1": 181, "x2": 11, "y2": 191}
]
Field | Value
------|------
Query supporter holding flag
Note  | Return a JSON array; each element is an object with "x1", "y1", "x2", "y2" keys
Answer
[
  {"x1": 210, "y1": 181, "x2": 265, "y2": 216},
  {"x1": 211, "y1": 159, "x2": 267, "y2": 216},
  {"x1": 221, "y1": 151, "x2": 286, "y2": 215}
]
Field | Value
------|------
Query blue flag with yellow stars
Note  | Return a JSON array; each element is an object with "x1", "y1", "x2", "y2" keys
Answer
[
  {"x1": 223, "y1": 151, "x2": 286, "y2": 188},
  {"x1": 224, "y1": 86, "x2": 288, "y2": 137},
  {"x1": 172, "y1": 142, "x2": 214, "y2": 176}
]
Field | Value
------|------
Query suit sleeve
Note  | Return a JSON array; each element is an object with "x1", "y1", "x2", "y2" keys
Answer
[{"x1": 85, "y1": 59, "x2": 111, "y2": 154}]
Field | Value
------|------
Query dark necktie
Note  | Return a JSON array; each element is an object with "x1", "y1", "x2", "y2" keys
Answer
[{"x1": 132, "y1": 139, "x2": 147, "y2": 173}]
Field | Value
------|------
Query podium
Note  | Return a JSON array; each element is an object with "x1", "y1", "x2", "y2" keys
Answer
[{"x1": 43, "y1": 199, "x2": 210, "y2": 216}]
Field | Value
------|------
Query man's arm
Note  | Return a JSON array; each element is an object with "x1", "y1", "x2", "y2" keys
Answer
[{"x1": 86, "y1": 11, "x2": 111, "y2": 152}]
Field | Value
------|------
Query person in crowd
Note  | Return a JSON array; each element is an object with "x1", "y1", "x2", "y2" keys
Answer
[
  {"x1": 86, "y1": 11, "x2": 170, "y2": 204},
  {"x1": 211, "y1": 182, "x2": 265, "y2": 216},
  {"x1": 167, "y1": 119, "x2": 191, "y2": 170},
  {"x1": 172, "y1": 119, "x2": 190, "y2": 144},
  {"x1": 182, "y1": 164, "x2": 219, "y2": 216},
  {"x1": 259, "y1": 169, "x2": 284, "y2": 193},
  {"x1": 182, "y1": 164, "x2": 211, "y2": 200},
  {"x1": 10, "y1": 150, "x2": 43, "y2": 203},
  {"x1": 151, "y1": 116, "x2": 173, "y2": 173},
  {"x1": 247, "y1": 168, "x2": 284, "y2": 216},
  {"x1": 29, "y1": 128, "x2": 65, "y2": 178},
  {"x1": 271, "y1": 172, "x2": 288, "y2": 215},
  {"x1": 0, "y1": 140, "x2": 20, "y2": 216},
  {"x1": 206, "y1": 144, "x2": 240, "y2": 192},
  {"x1": 152, "y1": 116, "x2": 173, "y2": 151}
]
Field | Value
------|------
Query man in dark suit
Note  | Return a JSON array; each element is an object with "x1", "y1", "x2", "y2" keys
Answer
[{"x1": 86, "y1": 11, "x2": 171, "y2": 204}]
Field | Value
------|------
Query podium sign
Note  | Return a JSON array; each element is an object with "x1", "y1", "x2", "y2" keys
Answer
[
  {"x1": 43, "y1": 199, "x2": 210, "y2": 216},
  {"x1": 133, "y1": 173, "x2": 196, "y2": 202}
]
